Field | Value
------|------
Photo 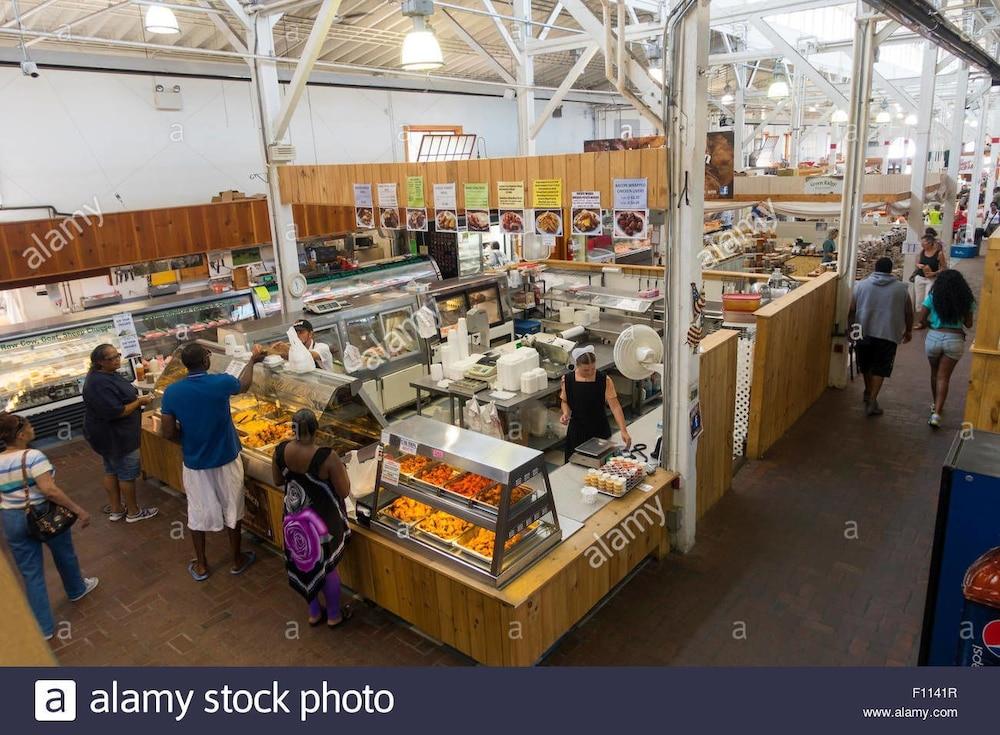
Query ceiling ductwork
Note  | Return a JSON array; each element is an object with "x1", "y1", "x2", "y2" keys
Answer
[{"x1": 864, "y1": 0, "x2": 1000, "y2": 85}]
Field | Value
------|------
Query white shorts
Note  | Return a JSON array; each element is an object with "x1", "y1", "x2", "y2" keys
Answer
[{"x1": 182, "y1": 457, "x2": 245, "y2": 532}]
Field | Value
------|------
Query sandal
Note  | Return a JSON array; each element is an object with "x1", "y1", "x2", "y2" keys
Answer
[
  {"x1": 230, "y1": 550, "x2": 256, "y2": 575},
  {"x1": 327, "y1": 605, "x2": 354, "y2": 629},
  {"x1": 188, "y1": 561, "x2": 209, "y2": 582},
  {"x1": 308, "y1": 607, "x2": 326, "y2": 627}
]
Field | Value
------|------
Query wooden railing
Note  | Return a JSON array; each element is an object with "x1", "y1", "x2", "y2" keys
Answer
[
  {"x1": 746, "y1": 271, "x2": 839, "y2": 458},
  {"x1": 697, "y1": 329, "x2": 739, "y2": 519},
  {"x1": 965, "y1": 232, "x2": 1000, "y2": 432}
]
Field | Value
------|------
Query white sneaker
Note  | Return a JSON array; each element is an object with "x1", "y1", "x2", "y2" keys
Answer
[
  {"x1": 928, "y1": 413, "x2": 941, "y2": 429},
  {"x1": 126, "y1": 507, "x2": 159, "y2": 523},
  {"x1": 69, "y1": 577, "x2": 99, "y2": 602}
]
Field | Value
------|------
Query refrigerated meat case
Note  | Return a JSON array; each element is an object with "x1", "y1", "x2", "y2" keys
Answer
[
  {"x1": 295, "y1": 255, "x2": 440, "y2": 308},
  {"x1": 358, "y1": 415, "x2": 562, "y2": 587},
  {"x1": 0, "y1": 288, "x2": 259, "y2": 437},
  {"x1": 216, "y1": 290, "x2": 428, "y2": 415}
]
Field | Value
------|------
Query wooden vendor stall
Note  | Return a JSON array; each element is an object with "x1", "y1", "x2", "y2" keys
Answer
[{"x1": 965, "y1": 232, "x2": 1000, "y2": 433}]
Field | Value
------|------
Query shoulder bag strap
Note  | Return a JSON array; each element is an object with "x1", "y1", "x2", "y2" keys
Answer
[{"x1": 21, "y1": 451, "x2": 31, "y2": 514}]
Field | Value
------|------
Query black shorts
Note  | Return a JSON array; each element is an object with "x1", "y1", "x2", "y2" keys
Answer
[{"x1": 855, "y1": 337, "x2": 898, "y2": 378}]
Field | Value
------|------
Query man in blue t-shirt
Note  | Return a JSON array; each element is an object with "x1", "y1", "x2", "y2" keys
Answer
[{"x1": 161, "y1": 343, "x2": 265, "y2": 581}]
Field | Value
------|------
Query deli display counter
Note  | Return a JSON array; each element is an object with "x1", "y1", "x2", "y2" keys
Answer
[
  {"x1": 358, "y1": 415, "x2": 561, "y2": 587},
  {"x1": 295, "y1": 255, "x2": 440, "y2": 311},
  {"x1": 422, "y1": 273, "x2": 515, "y2": 344},
  {"x1": 141, "y1": 341, "x2": 386, "y2": 547}
]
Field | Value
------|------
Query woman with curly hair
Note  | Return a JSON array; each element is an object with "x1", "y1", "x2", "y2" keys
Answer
[
  {"x1": 916, "y1": 269, "x2": 976, "y2": 428},
  {"x1": 271, "y1": 409, "x2": 352, "y2": 628}
]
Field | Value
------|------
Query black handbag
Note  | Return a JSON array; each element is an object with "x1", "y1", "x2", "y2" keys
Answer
[{"x1": 21, "y1": 451, "x2": 76, "y2": 541}]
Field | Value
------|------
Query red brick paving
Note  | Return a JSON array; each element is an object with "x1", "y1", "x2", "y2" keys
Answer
[{"x1": 3, "y1": 258, "x2": 982, "y2": 666}]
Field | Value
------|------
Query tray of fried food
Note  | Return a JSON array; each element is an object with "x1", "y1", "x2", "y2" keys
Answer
[
  {"x1": 472, "y1": 483, "x2": 535, "y2": 510},
  {"x1": 397, "y1": 453, "x2": 431, "y2": 477},
  {"x1": 442, "y1": 472, "x2": 494, "y2": 500},
  {"x1": 457, "y1": 522, "x2": 540, "y2": 562},
  {"x1": 413, "y1": 462, "x2": 462, "y2": 489},
  {"x1": 242, "y1": 422, "x2": 294, "y2": 449},
  {"x1": 415, "y1": 511, "x2": 473, "y2": 545},
  {"x1": 381, "y1": 496, "x2": 434, "y2": 527}
]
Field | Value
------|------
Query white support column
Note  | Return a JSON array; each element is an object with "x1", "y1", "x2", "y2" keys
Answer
[
  {"x1": 514, "y1": 0, "x2": 536, "y2": 155},
  {"x1": 984, "y1": 119, "x2": 999, "y2": 229},
  {"x1": 830, "y1": 2, "x2": 876, "y2": 388},
  {"x1": 965, "y1": 92, "x2": 992, "y2": 244},
  {"x1": 734, "y1": 80, "x2": 746, "y2": 170},
  {"x1": 790, "y1": 68, "x2": 805, "y2": 166},
  {"x1": 248, "y1": 13, "x2": 304, "y2": 313},
  {"x1": 941, "y1": 63, "x2": 969, "y2": 247},
  {"x1": 904, "y1": 43, "x2": 937, "y2": 277},
  {"x1": 664, "y1": 0, "x2": 709, "y2": 552}
]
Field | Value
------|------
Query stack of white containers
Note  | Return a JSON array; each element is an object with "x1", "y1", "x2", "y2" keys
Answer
[
  {"x1": 519, "y1": 367, "x2": 548, "y2": 394},
  {"x1": 497, "y1": 348, "x2": 540, "y2": 392}
]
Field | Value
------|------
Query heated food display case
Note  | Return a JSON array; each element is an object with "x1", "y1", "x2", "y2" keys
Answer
[
  {"x1": 359, "y1": 415, "x2": 562, "y2": 587},
  {"x1": 422, "y1": 274, "x2": 515, "y2": 344}
]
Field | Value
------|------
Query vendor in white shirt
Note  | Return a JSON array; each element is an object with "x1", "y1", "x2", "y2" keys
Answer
[{"x1": 268, "y1": 319, "x2": 334, "y2": 371}]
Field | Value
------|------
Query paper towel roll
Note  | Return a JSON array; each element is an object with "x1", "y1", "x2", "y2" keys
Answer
[
  {"x1": 457, "y1": 318, "x2": 470, "y2": 360},
  {"x1": 559, "y1": 325, "x2": 586, "y2": 340}
]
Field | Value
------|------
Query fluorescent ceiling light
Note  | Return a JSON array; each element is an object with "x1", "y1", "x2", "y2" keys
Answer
[{"x1": 144, "y1": 4, "x2": 180, "y2": 35}]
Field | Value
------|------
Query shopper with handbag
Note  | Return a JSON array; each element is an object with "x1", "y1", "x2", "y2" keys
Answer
[
  {"x1": 0, "y1": 413, "x2": 96, "y2": 640},
  {"x1": 911, "y1": 234, "x2": 946, "y2": 321}
]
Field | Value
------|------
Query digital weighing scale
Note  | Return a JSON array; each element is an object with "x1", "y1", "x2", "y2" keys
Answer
[
  {"x1": 303, "y1": 296, "x2": 347, "y2": 314},
  {"x1": 568, "y1": 437, "x2": 618, "y2": 468}
]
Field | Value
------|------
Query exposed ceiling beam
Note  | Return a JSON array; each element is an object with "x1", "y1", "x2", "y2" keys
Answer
[
  {"x1": 526, "y1": 21, "x2": 660, "y2": 56},
  {"x1": 2, "y1": 0, "x2": 63, "y2": 28},
  {"x1": 531, "y1": 43, "x2": 598, "y2": 139},
  {"x1": 199, "y1": 0, "x2": 249, "y2": 54},
  {"x1": 440, "y1": 8, "x2": 515, "y2": 84},
  {"x1": 480, "y1": 0, "x2": 519, "y2": 57},
  {"x1": 536, "y1": 2, "x2": 563, "y2": 42},
  {"x1": 271, "y1": 0, "x2": 344, "y2": 142},
  {"x1": 219, "y1": 0, "x2": 252, "y2": 28},
  {"x1": 23, "y1": 1, "x2": 133, "y2": 49},
  {"x1": 712, "y1": 0, "x2": 836, "y2": 26},
  {"x1": 750, "y1": 17, "x2": 848, "y2": 109},
  {"x1": 875, "y1": 20, "x2": 901, "y2": 45},
  {"x1": 744, "y1": 98, "x2": 789, "y2": 147}
]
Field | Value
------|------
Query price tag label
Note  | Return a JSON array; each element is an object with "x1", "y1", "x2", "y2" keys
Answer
[
  {"x1": 639, "y1": 483, "x2": 654, "y2": 493},
  {"x1": 382, "y1": 459, "x2": 400, "y2": 487},
  {"x1": 400, "y1": 437, "x2": 418, "y2": 455},
  {"x1": 432, "y1": 449, "x2": 444, "y2": 459},
  {"x1": 380, "y1": 429, "x2": 390, "y2": 445},
  {"x1": 225, "y1": 359, "x2": 247, "y2": 378}
]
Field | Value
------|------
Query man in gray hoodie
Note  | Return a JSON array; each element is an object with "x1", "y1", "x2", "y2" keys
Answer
[{"x1": 849, "y1": 257, "x2": 913, "y2": 416}]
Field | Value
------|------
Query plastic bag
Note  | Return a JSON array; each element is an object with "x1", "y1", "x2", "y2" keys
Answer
[
  {"x1": 415, "y1": 305, "x2": 438, "y2": 339},
  {"x1": 344, "y1": 450, "x2": 378, "y2": 497},
  {"x1": 480, "y1": 401, "x2": 504, "y2": 440},
  {"x1": 342, "y1": 344, "x2": 364, "y2": 373},
  {"x1": 463, "y1": 396, "x2": 482, "y2": 433},
  {"x1": 285, "y1": 326, "x2": 315, "y2": 373}
]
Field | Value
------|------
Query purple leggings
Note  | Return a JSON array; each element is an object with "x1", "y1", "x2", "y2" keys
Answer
[{"x1": 308, "y1": 569, "x2": 342, "y2": 620}]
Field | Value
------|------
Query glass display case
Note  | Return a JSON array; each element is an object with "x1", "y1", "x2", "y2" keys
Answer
[
  {"x1": 426, "y1": 274, "x2": 513, "y2": 337},
  {"x1": 359, "y1": 415, "x2": 562, "y2": 587},
  {"x1": 300, "y1": 255, "x2": 440, "y2": 307},
  {"x1": 133, "y1": 290, "x2": 259, "y2": 359},
  {"x1": 0, "y1": 321, "x2": 132, "y2": 414},
  {"x1": 457, "y1": 232, "x2": 484, "y2": 277}
]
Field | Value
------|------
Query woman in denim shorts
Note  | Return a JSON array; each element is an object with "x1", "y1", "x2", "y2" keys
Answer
[{"x1": 917, "y1": 269, "x2": 975, "y2": 428}]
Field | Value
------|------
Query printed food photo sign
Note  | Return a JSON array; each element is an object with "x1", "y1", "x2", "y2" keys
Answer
[
  {"x1": 497, "y1": 181, "x2": 526, "y2": 234},
  {"x1": 464, "y1": 183, "x2": 491, "y2": 232},
  {"x1": 532, "y1": 179, "x2": 563, "y2": 236},
  {"x1": 705, "y1": 131, "x2": 735, "y2": 199},
  {"x1": 613, "y1": 178, "x2": 648, "y2": 239},
  {"x1": 433, "y1": 183, "x2": 459, "y2": 233},
  {"x1": 353, "y1": 183, "x2": 374, "y2": 230},
  {"x1": 377, "y1": 183, "x2": 401, "y2": 229},
  {"x1": 406, "y1": 176, "x2": 428, "y2": 232},
  {"x1": 571, "y1": 191, "x2": 602, "y2": 235}
]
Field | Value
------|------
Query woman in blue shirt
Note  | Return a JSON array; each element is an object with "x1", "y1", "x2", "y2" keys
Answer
[{"x1": 917, "y1": 269, "x2": 975, "y2": 428}]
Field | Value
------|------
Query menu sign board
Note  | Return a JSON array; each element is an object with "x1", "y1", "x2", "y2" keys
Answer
[
  {"x1": 376, "y1": 184, "x2": 401, "y2": 229},
  {"x1": 406, "y1": 176, "x2": 425, "y2": 208},
  {"x1": 353, "y1": 184, "x2": 374, "y2": 230},
  {"x1": 612, "y1": 178, "x2": 648, "y2": 239},
  {"x1": 532, "y1": 179, "x2": 562, "y2": 208},
  {"x1": 571, "y1": 191, "x2": 602, "y2": 235},
  {"x1": 464, "y1": 183, "x2": 490, "y2": 232},
  {"x1": 498, "y1": 181, "x2": 525, "y2": 234},
  {"x1": 112, "y1": 312, "x2": 141, "y2": 359},
  {"x1": 432, "y1": 182, "x2": 458, "y2": 232}
]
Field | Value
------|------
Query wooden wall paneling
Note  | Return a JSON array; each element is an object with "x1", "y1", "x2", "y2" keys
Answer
[
  {"x1": 594, "y1": 151, "x2": 611, "y2": 205},
  {"x1": 973, "y1": 234, "x2": 999, "y2": 349},
  {"x1": 609, "y1": 149, "x2": 626, "y2": 189},
  {"x1": 696, "y1": 329, "x2": 738, "y2": 519},
  {"x1": 964, "y1": 351, "x2": 1000, "y2": 433}
]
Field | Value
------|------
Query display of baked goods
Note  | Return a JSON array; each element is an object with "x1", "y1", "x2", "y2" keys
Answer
[
  {"x1": 415, "y1": 463, "x2": 461, "y2": 487},
  {"x1": 380, "y1": 208, "x2": 399, "y2": 228},
  {"x1": 467, "y1": 210, "x2": 490, "y2": 232},
  {"x1": 444, "y1": 472, "x2": 494, "y2": 498},
  {"x1": 398, "y1": 454, "x2": 431, "y2": 476},
  {"x1": 435, "y1": 210, "x2": 457, "y2": 230},
  {"x1": 500, "y1": 210, "x2": 524, "y2": 232},
  {"x1": 615, "y1": 210, "x2": 646, "y2": 237},
  {"x1": 535, "y1": 210, "x2": 561, "y2": 234},
  {"x1": 356, "y1": 208, "x2": 374, "y2": 228},
  {"x1": 416, "y1": 511, "x2": 472, "y2": 542},
  {"x1": 475, "y1": 483, "x2": 533, "y2": 507},
  {"x1": 407, "y1": 209, "x2": 427, "y2": 229},
  {"x1": 383, "y1": 496, "x2": 433, "y2": 525},
  {"x1": 572, "y1": 209, "x2": 601, "y2": 234}
]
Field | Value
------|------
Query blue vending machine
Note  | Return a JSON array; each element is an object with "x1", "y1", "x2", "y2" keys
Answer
[{"x1": 920, "y1": 430, "x2": 1000, "y2": 665}]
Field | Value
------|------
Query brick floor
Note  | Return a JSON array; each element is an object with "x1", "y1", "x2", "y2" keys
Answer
[{"x1": 5, "y1": 257, "x2": 982, "y2": 666}]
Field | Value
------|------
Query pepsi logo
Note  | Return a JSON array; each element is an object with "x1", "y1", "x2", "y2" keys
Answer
[{"x1": 983, "y1": 620, "x2": 1000, "y2": 656}]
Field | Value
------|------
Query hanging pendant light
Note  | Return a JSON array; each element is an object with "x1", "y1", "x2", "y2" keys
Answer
[
  {"x1": 831, "y1": 108, "x2": 849, "y2": 123},
  {"x1": 767, "y1": 74, "x2": 789, "y2": 99},
  {"x1": 904, "y1": 113, "x2": 918, "y2": 126},
  {"x1": 721, "y1": 82, "x2": 735, "y2": 105},
  {"x1": 144, "y1": 3, "x2": 180, "y2": 35},
  {"x1": 400, "y1": 0, "x2": 443, "y2": 71},
  {"x1": 875, "y1": 101, "x2": 891, "y2": 124}
]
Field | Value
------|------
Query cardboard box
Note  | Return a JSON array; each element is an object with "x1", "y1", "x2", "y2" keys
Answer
[{"x1": 212, "y1": 190, "x2": 247, "y2": 203}]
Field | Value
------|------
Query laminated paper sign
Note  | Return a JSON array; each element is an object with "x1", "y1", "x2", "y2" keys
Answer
[
  {"x1": 498, "y1": 181, "x2": 525, "y2": 234},
  {"x1": 377, "y1": 184, "x2": 401, "y2": 230},
  {"x1": 353, "y1": 184, "x2": 374, "y2": 230},
  {"x1": 464, "y1": 183, "x2": 490, "y2": 232},
  {"x1": 433, "y1": 183, "x2": 458, "y2": 233},
  {"x1": 613, "y1": 178, "x2": 648, "y2": 239},
  {"x1": 406, "y1": 176, "x2": 425, "y2": 208},
  {"x1": 532, "y1": 179, "x2": 563, "y2": 236},
  {"x1": 571, "y1": 191, "x2": 602, "y2": 236},
  {"x1": 112, "y1": 312, "x2": 141, "y2": 359}
]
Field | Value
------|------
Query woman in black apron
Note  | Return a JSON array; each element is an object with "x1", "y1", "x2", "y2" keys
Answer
[
  {"x1": 272, "y1": 409, "x2": 352, "y2": 628},
  {"x1": 559, "y1": 346, "x2": 631, "y2": 463}
]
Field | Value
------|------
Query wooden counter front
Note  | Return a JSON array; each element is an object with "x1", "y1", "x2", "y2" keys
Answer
[{"x1": 339, "y1": 470, "x2": 675, "y2": 666}]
